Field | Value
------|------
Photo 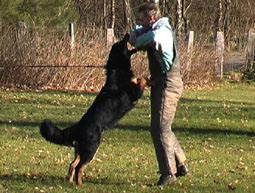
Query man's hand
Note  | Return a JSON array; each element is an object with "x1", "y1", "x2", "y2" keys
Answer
[{"x1": 129, "y1": 31, "x2": 137, "y2": 46}]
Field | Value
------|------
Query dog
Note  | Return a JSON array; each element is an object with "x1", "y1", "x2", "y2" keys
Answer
[{"x1": 40, "y1": 34, "x2": 148, "y2": 185}]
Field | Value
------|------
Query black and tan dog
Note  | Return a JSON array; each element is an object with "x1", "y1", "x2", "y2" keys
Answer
[{"x1": 40, "y1": 34, "x2": 148, "y2": 185}]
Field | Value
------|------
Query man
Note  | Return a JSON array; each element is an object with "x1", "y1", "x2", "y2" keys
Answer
[{"x1": 129, "y1": 2, "x2": 189, "y2": 186}]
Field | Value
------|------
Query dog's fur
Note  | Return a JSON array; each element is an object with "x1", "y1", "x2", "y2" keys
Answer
[{"x1": 40, "y1": 34, "x2": 147, "y2": 185}]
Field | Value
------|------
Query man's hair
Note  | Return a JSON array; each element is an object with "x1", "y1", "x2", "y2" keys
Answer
[{"x1": 138, "y1": 3, "x2": 161, "y2": 20}]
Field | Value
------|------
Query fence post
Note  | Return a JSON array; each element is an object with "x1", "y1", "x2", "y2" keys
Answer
[
  {"x1": 16, "y1": 22, "x2": 27, "y2": 43},
  {"x1": 187, "y1": 31, "x2": 194, "y2": 65},
  {"x1": 245, "y1": 28, "x2": 255, "y2": 68},
  {"x1": 16, "y1": 22, "x2": 27, "y2": 60},
  {"x1": 70, "y1": 23, "x2": 75, "y2": 50},
  {"x1": 216, "y1": 31, "x2": 224, "y2": 79},
  {"x1": 106, "y1": 28, "x2": 115, "y2": 46}
]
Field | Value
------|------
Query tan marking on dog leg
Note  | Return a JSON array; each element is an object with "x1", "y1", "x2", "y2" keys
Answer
[
  {"x1": 91, "y1": 147, "x2": 99, "y2": 163},
  {"x1": 76, "y1": 148, "x2": 100, "y2": 186},
  {"x1": 77, "y1": 164, "x2": 87, "y2": 186},
  {"x1": 68, "y1": 155, "x2": 80, "y2": 183}
]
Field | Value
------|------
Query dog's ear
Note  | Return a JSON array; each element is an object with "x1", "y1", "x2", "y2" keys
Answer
[{"x1": 123, "y1": 33, "x2": 130, "y2": 42}]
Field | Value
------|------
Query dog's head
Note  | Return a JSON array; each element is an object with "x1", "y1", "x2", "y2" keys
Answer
[{"x1": 105, "y1": 33, "x2": 137, "y2": 72}]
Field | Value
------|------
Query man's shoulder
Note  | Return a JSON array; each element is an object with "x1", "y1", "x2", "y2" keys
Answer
[{"x1": 153, "y1": 17, "x2": 172, "y2": 28}]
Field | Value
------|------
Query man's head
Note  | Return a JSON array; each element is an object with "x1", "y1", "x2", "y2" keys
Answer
[{"x1": 138, "y1": 3, "x2": 161, "y2": 28}]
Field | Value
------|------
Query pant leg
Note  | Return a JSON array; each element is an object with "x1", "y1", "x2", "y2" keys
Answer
[
  {"x1": 163, "y1": 90, "x2": 186, "y2": 167},
  {"x1": 150, "y1": 79, "x2": 186, "y2": 175}
]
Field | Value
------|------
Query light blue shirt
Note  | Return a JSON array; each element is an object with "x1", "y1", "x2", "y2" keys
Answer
[{"x1": 130, "y1": 17, "x2": 174, "y2": 73}]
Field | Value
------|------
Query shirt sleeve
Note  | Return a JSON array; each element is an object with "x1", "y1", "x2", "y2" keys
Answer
[
  {"x1": 129, "y1": 25, "x2": 145, "y2": 46},
  {"x1": 135, "y1": 30, "x2": 156, "y2": 49}
]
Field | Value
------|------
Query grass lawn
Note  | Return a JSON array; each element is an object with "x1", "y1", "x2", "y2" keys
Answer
[{"x1": 0, "y1": 82, "x2": 255, "y2": 193}]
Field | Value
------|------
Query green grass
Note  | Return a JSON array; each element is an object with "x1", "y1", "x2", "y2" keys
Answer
[{"x1": 0, "y1": 82, "x2": 255, "y2": 193}]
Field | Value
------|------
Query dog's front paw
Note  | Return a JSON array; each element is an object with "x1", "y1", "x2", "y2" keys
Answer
[
  {"x1": 131, "y1": 77, "x2": 138, "y2": 84},
  {"x1": 140, "y1": 77, "x2": 156, "y2": 88},
  {"x1": 139, "y1": 77, "x2": 149, "y2": 89}
]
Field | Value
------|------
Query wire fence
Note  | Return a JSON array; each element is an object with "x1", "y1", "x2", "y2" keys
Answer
[
  {"x1": 0, "y1": 24, "x2": 150, "y2": 91},
  {"x1": 1, "y1": 23, "x2": 254, "y2": 90}
]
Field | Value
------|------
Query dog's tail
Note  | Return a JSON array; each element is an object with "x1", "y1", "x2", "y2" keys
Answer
[{"x1": 40, "y1": 119, "x2": 75, "y2": 147}]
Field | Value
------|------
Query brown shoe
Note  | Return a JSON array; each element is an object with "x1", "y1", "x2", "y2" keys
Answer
[
  {"x1": 157, "y1": 174, "x2": 177, "y2": 186},
  {"x1": 176, "y1": 165, "x2": 189, "y2": 178}
]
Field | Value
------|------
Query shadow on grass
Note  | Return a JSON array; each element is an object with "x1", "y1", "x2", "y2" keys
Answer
[
  {"x1": 180, "y1": 97, "x2": 255, "y2": 106},
  {"x1": 0, "y1": 173, "x2": 66, "y2": 185},
  {"x1": 0, "y1": 173, "x2": 129, "y2": 187},
  {"x1": 0, "y1": 120, "x2": 254, "y2": 137},
  {"x1": 117, "y1": 124, "x2": 255, "y2": 137},
  {"x1": 174, "y1": 126, "x2": 255, "y2": 137}
]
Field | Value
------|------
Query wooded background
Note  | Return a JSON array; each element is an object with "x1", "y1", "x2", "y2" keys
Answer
[
  {"x1": 1, "y1": 0, "x2": 255, "y2": 48},
  {"x1": 0, "y1": 0, "x2": 254, "y2": 90}
]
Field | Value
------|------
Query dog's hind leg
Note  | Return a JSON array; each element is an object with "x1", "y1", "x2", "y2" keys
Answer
[
  {"x1": 76, "y1": 160, "x2": 88, "y2": 186},
  {"x1": 67, "y1": 143, "x2": 80, "y2": 183},
  {"x1": 75, "y1": 145, "x2": 99, "y2": 186},
  {"x1": 68, "y1": 155, "x2": 80, "y2": 183}
]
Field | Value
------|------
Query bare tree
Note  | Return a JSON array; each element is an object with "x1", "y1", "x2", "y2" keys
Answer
[
  {"x1": 176, "y1": 0, "x2": 185, "y2": 38},
  {"x1": 123, "y1": 0, "x2": 135, "y2": 31},
  {"x1": 181, "y1": 0, "x2": 190, "y2": 40},
  {"x1": 223, "y1": 0, "x2": 231, "y2": 45},
  {"x1": 110, "y1": 0, "x2": 115, "y2": 29},
  {"x1": 103, "y1": 0, "x2": 107, "y2": 28},
  {"x1": 161, "y1": 0, "x2": 166, "y2": 16},
  {"x1": 71, "y1": 0, "x2": 255, "y2": 47},
  {"x1": 216, "y1": 0, "x2": 223, "y2": 32},
  {"x1": 93, "y1": 0, "x2": 97, "y2": 26}
]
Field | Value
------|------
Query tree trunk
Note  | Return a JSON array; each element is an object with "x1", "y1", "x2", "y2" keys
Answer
[
  {"x1": 216, "y1": 0, "x2": 224, "y2": 32},
  {"x1": 103, "y1": 0, "x2": 107, "y2": 29},
  {"x1": 176, "y1": 0, "x2": 183, "y2": 38},
  {"x1": 93, "y1": 0, "x2": 97, "y2": 26},
  {"x1": 182, "y1": 0, "x2": 189, "y2": 40},
  {"x1": 74, "y1": 0, "x2": 83, "y2": 26},
  {"x1": 223, "y1": 0, "x2": 232, "y2": 46},
  {"x1": 110, "y1": 0, "x2": 115, "y2": 29},
  {"x1": 123, "y1": 0, "x2": 134, "y2": 31},
  {"x1": 161, "y1": 0, "x2": 166, "y2": 16}
]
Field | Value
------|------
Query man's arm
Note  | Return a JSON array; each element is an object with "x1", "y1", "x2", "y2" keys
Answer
[{"x1": 129, "y1": 25, "x2": 153, "y2": 48}]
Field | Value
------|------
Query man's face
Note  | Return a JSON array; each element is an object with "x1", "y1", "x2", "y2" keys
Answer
[{"x1": 138, "y1": 12, "x2": 153, "y2": 29}]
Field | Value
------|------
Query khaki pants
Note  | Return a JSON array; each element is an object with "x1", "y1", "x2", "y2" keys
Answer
[{"x1": 150, "y1": 76, "x2": 186, "y2": 175}]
